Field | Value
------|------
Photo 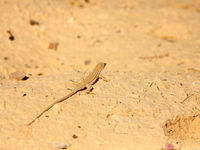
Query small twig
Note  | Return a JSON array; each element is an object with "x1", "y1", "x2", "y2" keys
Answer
[{"x1": 181, "y1": 94, "x2": 194, "y2": 104}]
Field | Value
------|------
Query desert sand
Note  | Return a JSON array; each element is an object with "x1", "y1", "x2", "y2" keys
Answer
[{"x1": 1, "y1": 0, "x2": 200, "y2": 149}]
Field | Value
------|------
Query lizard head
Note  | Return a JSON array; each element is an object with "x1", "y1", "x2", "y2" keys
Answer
[{"x1": 98, "y1": 62, "x2": 107, "y2": 69}]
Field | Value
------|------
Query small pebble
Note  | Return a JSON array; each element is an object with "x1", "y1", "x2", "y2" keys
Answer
[
  {"x1": 52, "y1": 143, "x2": 69, "y2": 149},
  {"x1": 48, "y1": 42, "x2": 59, "y2": 50},
  {"x1": 72, "y1": 134, "x2": 78, "y2": 139},
  {"x1": 84, "y1": 60, "x2": 91, "y2": 65},
  {"x1": 7, "y1": 30, "x2": 15, "y2": 41},
  {"x1": 9, "y1": 71, "x2": 26, "y2": 80},
  {"x1": 30, "y1": 19, "x2": 40, "y2": 26}
]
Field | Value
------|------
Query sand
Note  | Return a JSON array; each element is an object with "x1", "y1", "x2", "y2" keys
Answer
[{"x1": 1, "y1": 0, "x2": 200, "y2": 149}]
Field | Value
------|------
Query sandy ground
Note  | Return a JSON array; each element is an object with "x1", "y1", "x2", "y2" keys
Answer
[{"x1": 1, "y1": 0, "x2": 200, "y2": 149}]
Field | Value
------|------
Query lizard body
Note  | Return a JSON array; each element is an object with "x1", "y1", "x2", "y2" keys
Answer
[{"x1": 27, "y1": 62, "x2": 106, "y2": 126}]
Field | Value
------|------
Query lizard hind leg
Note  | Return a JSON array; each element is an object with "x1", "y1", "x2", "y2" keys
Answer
[{"x1": 85, "y1": 84, "x2": 94, "y2": 94}]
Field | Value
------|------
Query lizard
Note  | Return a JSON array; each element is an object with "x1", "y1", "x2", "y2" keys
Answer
[{"x1": 27, "y1": 62, "x2": 106, "y2": 126}]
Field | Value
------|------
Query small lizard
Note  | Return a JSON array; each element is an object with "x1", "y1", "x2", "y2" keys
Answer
[{"x1": 27, "y1": 62, "x2": 106, "y2": 126}]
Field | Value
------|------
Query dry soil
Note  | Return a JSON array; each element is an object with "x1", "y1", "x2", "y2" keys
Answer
[{"x1": 1, "y1": 0, "x2": 200, "y2": 149}]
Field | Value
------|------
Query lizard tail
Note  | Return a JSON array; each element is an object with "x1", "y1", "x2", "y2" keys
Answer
[{"x1": 27, "y1": 90, "x2": 77, "y2": 126}]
